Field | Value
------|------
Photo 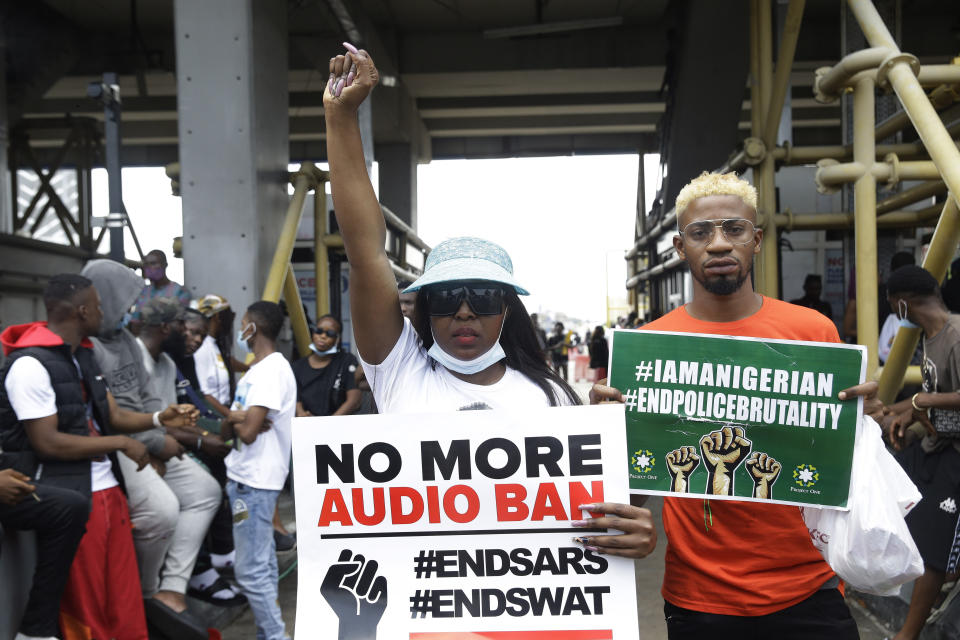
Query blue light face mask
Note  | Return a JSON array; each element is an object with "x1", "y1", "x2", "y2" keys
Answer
[
  {"x1": 427, "y1": 319, "x2": 507, "y2": 376},
  {"x1": 236, "y1": 323, "x2": 255, "y2": 355},
  {"x1": 897, "y1": 299, "x2": 921, "y2": 329},
  {"x1": 310, "y1": 343, "x2": 338, "y2": 356}
]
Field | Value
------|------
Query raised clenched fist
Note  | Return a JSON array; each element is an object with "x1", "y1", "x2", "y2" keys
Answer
[
  {"x1": 700, "y1": 426, "x2": 752, "y2": 496},
  {"x1": 665, "y1": 446, "x2": 700, "y2": 493},
  {"x1": 745, "y1": 451, "x2": 781, "y2": 499},
  {"x1": 321, "y1": 549, "x2": 388, "y2": 640}
]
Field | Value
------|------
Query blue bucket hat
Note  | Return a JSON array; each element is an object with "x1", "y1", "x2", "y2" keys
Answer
[{"x1": 402, "y1": 237, "x2": 529, "y2": 295}]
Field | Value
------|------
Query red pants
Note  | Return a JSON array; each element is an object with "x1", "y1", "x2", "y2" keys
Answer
[{"x1": 60, "y1": 486, "x2": 147, "y2": 640}]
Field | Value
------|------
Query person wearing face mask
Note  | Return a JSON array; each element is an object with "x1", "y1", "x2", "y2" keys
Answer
[
  {"x1": 292, "y1": 315, "x2": 361, "y2": 418},
  {"x1": 324, "y1": 43, "x2": 655, "y2": 560},
  {"x1": 129, "y1": 250, "x2": 191, "y2": 335},
  {"x1": 219, "y1": 301, "x2": 297, "y2": 640},
  {"x1": 79, "y1": 260, "x2": 217, "y2": 638},
  {"x1": 880, "y1": 265, "x2": 960, "y2": 640}
]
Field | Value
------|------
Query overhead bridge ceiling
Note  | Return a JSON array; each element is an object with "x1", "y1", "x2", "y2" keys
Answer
[{"x1": 4, "y1": 0, "x2": 959, "y2": 165}]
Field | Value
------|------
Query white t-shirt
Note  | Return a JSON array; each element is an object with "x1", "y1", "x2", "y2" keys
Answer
[
  {"x1": 878, "y1": 313, "x2": 899, "y2": 364},
  {"x1": 5, "y1": 356, "x2": 118, "y2": 492},
  {"x1": 225, "y1": 351, "x2": 296, "y2": 490},
  {"x1": 195, "y1": 335, "x2": 231, "y2": 405},
  {"x1": 360, "y1": 318, "x2": 572, "y2": 413},
  {"x1": 137, "y1": 337, "x2": 178, "y2": 407}
]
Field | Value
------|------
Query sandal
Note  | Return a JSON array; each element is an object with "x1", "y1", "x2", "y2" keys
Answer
[{"x1": 187, "y1": 575, "x2": 247, "y2": 607}]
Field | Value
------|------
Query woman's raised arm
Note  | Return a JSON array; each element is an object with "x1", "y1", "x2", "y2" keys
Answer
[{"x1": 324, "y1": 46, "x2": 404, "y2": 364}]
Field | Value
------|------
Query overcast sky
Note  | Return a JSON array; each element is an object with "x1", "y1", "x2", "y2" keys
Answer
[{"x1": 98, "y1": 153, "x2": 658, "y2": 328}]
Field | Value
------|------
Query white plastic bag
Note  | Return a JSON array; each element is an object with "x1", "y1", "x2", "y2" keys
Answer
[{"x1": 801, "y1": 416, "x2": 924, "y2": 596}]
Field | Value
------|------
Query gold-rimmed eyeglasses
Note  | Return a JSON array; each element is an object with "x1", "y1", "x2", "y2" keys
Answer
[{"x1": 678, "y1": 218, "x2": 758, "y2": 246}]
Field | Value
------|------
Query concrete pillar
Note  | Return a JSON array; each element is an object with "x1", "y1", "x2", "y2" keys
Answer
[
  {"x1": 0, "y1": 34, "x2": 11, "y2": 235},
  {"x1": 377, "y1": 142, "x2": 417, "y2": 228},
  {"x1": 173, "y1": 0, "x2": 289, "y2": 313}
]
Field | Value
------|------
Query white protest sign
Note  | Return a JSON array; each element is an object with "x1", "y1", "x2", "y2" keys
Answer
[{"x1": 292, "y1": 404, "x2": 639, "y2": 640}]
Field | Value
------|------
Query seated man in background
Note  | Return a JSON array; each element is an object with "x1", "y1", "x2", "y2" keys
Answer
[
  {"x1": 81, "y1": 260, "x2": 220, "y2": 636},
  {"x1": 140, "y1": 298, "x2": 244, "y2": 606},
  {"x1": 0, "y1": 274, "x2": 191, "y2": 640}
]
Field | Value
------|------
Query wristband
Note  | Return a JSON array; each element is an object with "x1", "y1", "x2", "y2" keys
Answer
[
  {"x1": 196, "y1": 436, "x2": 203, "y2": 451},
  {"x1": 911, "y1": 393, "x2": 927, "y2": 412},
  {"x1": 152, "y1": 411, "x2": 162, "y2": 428}
]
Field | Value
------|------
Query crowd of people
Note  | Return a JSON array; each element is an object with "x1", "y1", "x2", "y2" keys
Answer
[
  {"x1": 0, "y1": 42, "x2": 958, "y2": 640},
  {"x1": 0, "y1": 246, "x2": 367, "y2": 639}
]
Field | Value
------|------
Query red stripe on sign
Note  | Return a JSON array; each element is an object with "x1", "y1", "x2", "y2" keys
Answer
[{"x1": 410, "y1": 631, "x2": 612, "y2": 640}]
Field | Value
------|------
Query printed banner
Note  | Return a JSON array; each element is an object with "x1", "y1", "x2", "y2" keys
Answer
[
  {"x1": 608, "y1": 330, "x2": 866, "y2": 509},
  {"x1": 292, "y1": 405, "x2": 639, "y2": 640}
]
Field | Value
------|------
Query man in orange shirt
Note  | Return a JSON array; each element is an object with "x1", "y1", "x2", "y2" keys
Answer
[{"x1": 590, "y1": 172, "x2": 880, "y2": 638}]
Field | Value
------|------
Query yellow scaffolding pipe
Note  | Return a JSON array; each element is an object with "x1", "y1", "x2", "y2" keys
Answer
[
  {"x1": 749, "y1": 0, "x2": 763, "y2": 138},
  {"x1": 773, "y1": 203, "x2": 941, "y2": 230},
  {"x1": 762, "y1": 0, "x2": 805, "y2": 149},
  {"x1": 263, "y1": 163, "x2": 315, "y2": 302},
  {"x1": 878, "y1": 196, "x2": 960, "y2": 402},
  {"x1": 283, "y1": 266, "x2": 311, "y2": 356},
  {"x1": 752, "y1": 0, "x2": 778, "y2": 297},
  {"x1": 816, "y1": 158, "x2": 943, "y2": 189},
  {"x1": 847, "y1": 0, "x2": 960, "y2": 209},
  {"x1": 853, "y1": 75, "x2": 880, "y2": 377},
  {"x1": 314, "y1": 181, "x2": 330, "y2": 320},
  {"x1": 877, "y1": 180, "x2": 946, "y2": 215}
]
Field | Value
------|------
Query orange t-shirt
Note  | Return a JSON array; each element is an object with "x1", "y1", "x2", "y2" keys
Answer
[{"x1": 642, "y1": 296, "x2": 840, "y2": 616}]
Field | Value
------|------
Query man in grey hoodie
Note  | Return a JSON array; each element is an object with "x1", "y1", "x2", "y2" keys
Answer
[{"x1": 81, "y1": 260, "x2": 221, "y2": 632}]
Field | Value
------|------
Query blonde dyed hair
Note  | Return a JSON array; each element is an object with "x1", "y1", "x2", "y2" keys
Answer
[{"x1": 675, "y1": 172, "x2": 757, "y2": 219}]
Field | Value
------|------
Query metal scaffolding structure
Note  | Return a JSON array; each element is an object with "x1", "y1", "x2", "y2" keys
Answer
[
  {"x1": 628, "y1": 0, "x2": 960, "y2": 402},
  {"x1": 165, "y1": 161, "x2": 429, "y2": 357}
]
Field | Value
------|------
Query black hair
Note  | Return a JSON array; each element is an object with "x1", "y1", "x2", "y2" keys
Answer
[
  {"x1": 887, "y1": 265, "x2": 940, "y2": 299},
  {"x1": 314, "y1": 313, "x2": 342, "y2": 333},
  {"x1": 804, "y1": 274, "x2": 822, "y2": 285},
  {"x1": 146, "y1": 249, "x2": 168, "y2": 266},
  {"x1": 412, "y1": 287, "x2": 581, "y2": 406},
  {"x1": 890, "y1": 251, "x2": 916, "y2": 273},
  {"x1": 397, "y1": 279, "x2": 414, "y2": 290},
  {"x1": 592, "y1": 325, "x2": 605, "y2": 340},
  {"x1": 44, "y1": 274, "x2": 93, "y2": 309},
  {"x1": 247, "y1": 300, "x2": 284, "y2": 341},
  {"x1": 44, "y1": 274, "x2": 94, "y2": 322}
]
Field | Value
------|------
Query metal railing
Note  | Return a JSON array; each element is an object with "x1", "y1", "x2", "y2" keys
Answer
[
  {"x1": 168, "y1": 161, "x2": 429, "y2": 356},
  {"x1": 627, "y1": 0, "x2": 960, "y2": 399}
]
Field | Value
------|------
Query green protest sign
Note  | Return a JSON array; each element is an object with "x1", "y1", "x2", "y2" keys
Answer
[{"x1": 608, "y1": 329, "x2": 866, "y2": 509}]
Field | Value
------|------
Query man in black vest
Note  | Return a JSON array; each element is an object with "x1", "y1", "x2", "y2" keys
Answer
[{"x1": 0, "y1": 274, "x2": 194, "y2": 640}]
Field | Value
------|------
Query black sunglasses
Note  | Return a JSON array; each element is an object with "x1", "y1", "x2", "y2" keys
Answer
[
  {"x1": 313, "y1": 329, "x2": 339, "y2": 338},
  {"x1": 425, "y1": 282, "x2": 507, "y2": 316}
]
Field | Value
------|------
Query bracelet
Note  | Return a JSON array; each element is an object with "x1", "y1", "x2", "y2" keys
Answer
[
  {"x1": 911, "y1": 393, "x2": 927, "y2": 412},
  {"x1": 196, "y1": 436, "x2": 203, "y2": 451},
  {"x1": 201, "y1": 430, "x2": 210, "y2": 437},
  {"x1": 152, "y1": 411, "x2": 162, "y2": 428}
]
